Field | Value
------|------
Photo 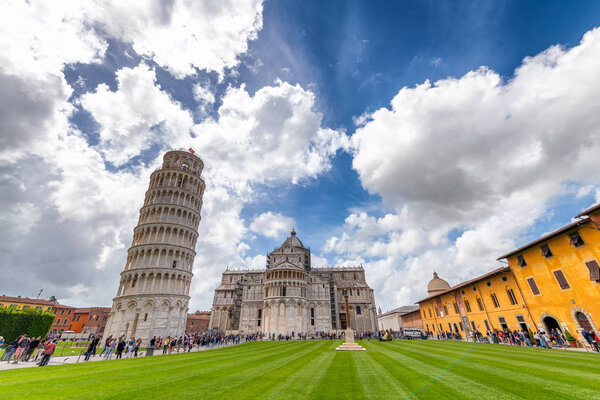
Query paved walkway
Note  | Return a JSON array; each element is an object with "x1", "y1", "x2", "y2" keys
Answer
[{"x1": 0, "y1": 342, "x2": 242, "y2": 371}]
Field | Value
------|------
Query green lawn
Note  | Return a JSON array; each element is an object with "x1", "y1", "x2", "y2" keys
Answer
[{"x1": 0, "y1": 340, "x2": 598, "y2": 399}]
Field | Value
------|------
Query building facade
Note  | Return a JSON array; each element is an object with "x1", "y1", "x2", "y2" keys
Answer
[
  {"x1": 418, "y1": 268, "x2": 532, "y2": 337},
  {"x1": 104, "y1": 149, "x2": 205, "y2": 342},
  {"x1": 209, "y1": 230, "x2": 378, "y2": 335},
  {"x1": 400, "y1": 309, "x2": 423, "y2": 330},
  {"x1": 497, "y1": 204, "x2": 600, "y2": 342},
  {"x1": 418, "y1": 202, "x2": 600, "y2": 345},
  {"x1": 186, "y1": 312, "x2": 211, "y2": 334},
  {"x1": 80, "y1": 307, "x2": 111, "y2": 335},
  {"x1": 377, "y1": 305, "x2": 420, "y2": 331},
  {"x1": 0, "y1": 295, "x2": 55, "y2": 312}
]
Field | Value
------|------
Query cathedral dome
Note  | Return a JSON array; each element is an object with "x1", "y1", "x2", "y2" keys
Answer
[
  {"x1": 282, "y1": 228, "x2": 304, "y2": 248},
  {"x1": 427, "y1": 272, "x2": 451, "y2": 296}
]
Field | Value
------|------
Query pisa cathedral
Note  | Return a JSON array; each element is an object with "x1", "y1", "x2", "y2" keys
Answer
[
  {"x1": 209, "y1": 230, "x2": 378, "y2": 335},
  {"x1": 104, "y1": 149, "x2": 204, "y2": 342}
]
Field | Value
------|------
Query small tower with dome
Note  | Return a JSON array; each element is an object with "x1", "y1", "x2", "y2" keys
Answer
[{"x1": 427, "y1": 272, "x2": 451, "y2": 296}]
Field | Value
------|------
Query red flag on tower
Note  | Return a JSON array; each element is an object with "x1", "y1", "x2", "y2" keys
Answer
[{"x1": 189, "y1": 148, "x2": 195, "y2": 154}]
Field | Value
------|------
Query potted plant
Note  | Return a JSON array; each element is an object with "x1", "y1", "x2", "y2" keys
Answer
[{"x1": 564, "y1": 330, "x2": 577, "y2": 348}]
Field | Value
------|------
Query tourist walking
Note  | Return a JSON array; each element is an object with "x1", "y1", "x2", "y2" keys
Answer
[
  {"x1": 25, "y1": 336, "x2": 40, "y2": 361},
  {"x1": 116, "y1": 338, "x2": 126, "y2": 359},
  {"x1": 85, "y1": 337, "x2": 99, "y2": 361},
  {"x1": 13, "y1": 335, "x2": 30, "y2": 364},
  {"x1": 99, "y1": 335, "x2": 112, "y2": 357},
  {"x1": 38, "y1": 339, "x2": 56, "y2": 367},
  {"x1": 34, "y1": 339, "x2": 46, "y2": 362},
  {"x1": 134, "y1": 338, "x2": 141, "y2": 357}
]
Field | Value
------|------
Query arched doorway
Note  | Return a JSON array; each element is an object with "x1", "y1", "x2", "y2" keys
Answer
[
  {"x1": 576, "y1": 312, "x2": 593, "y2": 331},
  {"x1": 542, "y1": 315, "x2": 560, "y2": 334}
]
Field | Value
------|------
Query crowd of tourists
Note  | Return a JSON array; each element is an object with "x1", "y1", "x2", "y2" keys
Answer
[
  {"x1": 0, "y1": 334, "x2": 57, "y2": 366},
  {"x1": 428, "y1": 328, "x2": 600, "y2": 352}
]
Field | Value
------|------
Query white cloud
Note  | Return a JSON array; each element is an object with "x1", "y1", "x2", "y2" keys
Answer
[
  {"x1": 332, "y1": 27, "x2": 600, "y2": 311},
  {"x1": 92, "y1": 0, "x2": 264, "y2": 78},
  {"x1": 79, "y1": 64, "x2": 194, "y2": 166},
  {"x1": 190, "y1": 80, "x2": 350, "y2": 196},
  {"x1": 193, "y1": 82, "x2": 216, "y2": 105},
  {"x1": 249, "y1": 211, "x2": 295, "y2": 239},
  {"x1": 0, "y1": 0, "x2": 263, "y2": 79},
  {"x1": 0, "y1": 0, "x2": 269, "y2": 311}
]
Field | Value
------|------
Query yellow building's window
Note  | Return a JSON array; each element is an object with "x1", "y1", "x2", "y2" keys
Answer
[
  {"x1": 540, "y1": 244, "x2": 553, "y2": 258},
  {"x1": 585, "y1": 260, "x2": 600, "y2": 281},
  {"x1": 464, "y1": 300, "x2": 471, "y2": 312},
  {"x1": 507, "y1": 289, "x2": 518, "y2": 305},
  {"x1": 527, "y1": 277, "x2": 541, "y2": 295},
  {"x1": 568, "y1": 231, "x2": 585, "y2": 247},
  {"x1": 453, "y1": 303, "x2": 459, "y2": 314},
  {"x1": 517, "y1": 255, "x2": 527, "y2": 267},
  {"x1": 553, "y1": 270, "x2": 570, "y2": 290},
  {"x1": 443, "y1": 305, "x2": 448, "y2": 315},
  {"x1": 428, "y1": 309, "x2": 432, "y2": 318},
  {"x1": 476, "y1": 298, "x2": 484, "y2": 311},
  {"x1": 490, "y1": 294, "x2": 500, "y2": 308}
]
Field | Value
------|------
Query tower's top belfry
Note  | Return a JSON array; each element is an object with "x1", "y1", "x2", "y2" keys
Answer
[{"x1": 104, "y1": 148, "x2": 205, "y2": 342}]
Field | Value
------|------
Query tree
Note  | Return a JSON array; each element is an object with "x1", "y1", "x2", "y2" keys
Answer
[{"x1": 48, "y1": 295, "x2": 58, "y2": 304}]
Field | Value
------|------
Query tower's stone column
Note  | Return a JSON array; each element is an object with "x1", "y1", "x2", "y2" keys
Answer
[{"x1": 104, "y1": 149, "x2": 204, "y2": 342}]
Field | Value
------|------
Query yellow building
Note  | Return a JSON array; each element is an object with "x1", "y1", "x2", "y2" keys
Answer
[
  {"x1": 418, "y1": 269, "x2": 535, "y2": 338},
  {"x1": 0, "y1": 295, "x2": 55, "y2": 312},
  {"x1": 498, "y1": 204, "x2": 600, "y2": 343}
]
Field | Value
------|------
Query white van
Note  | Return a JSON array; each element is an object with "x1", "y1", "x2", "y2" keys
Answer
[{"x1": 403, "y1": 329, "x2": 423, "y2": 339}]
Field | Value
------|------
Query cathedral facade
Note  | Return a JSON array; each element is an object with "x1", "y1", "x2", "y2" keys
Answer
[{"x1": 209, "y1": 230, "x2": 378, "y2": 335}]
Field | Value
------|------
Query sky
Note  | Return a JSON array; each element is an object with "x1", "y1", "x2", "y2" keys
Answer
[{"x1": 1, "y1": 0, "x2": 600, "y2": 313}]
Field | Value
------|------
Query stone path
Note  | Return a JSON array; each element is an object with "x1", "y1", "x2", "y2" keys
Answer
[{"x1": 0, "y1": 342, "x2": 241, "y2": 371}]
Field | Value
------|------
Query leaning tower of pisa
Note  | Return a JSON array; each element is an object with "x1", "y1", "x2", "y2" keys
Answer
[{"x1": 104, "y1": 149, "x2": 205, "y2": 342}]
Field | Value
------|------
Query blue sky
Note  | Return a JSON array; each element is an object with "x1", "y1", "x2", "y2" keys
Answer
[{"x1": 1, "y1": 0, "x2": 600, "y2": 311}]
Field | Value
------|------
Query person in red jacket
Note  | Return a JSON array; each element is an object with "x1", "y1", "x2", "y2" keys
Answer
[{"x1": 38, "y1": 339, "x2": 56, "y2": 367}]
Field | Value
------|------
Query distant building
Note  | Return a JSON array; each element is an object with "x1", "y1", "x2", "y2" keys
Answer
[
  {"x1": 80, "y1": 307, "x2": 111, "y2": 335},
  {"x1": 0, "y1": 295, "x2": 56, "y2": 312},
  {"x1": 377, "y1": 305, "x2": 420, "y2": 331},
  {"x1": 400, "y1": 309, "x2": 423, "y2": 330},
  {"x1": 210, "y1": 230, "x2": 378, "y2": 335},
  {"x1": 186, "y1": 312, "x2": 211, "y2": 334},
  {"x1": 49, "y1": 304, "x2": 76, "y2": 333}
]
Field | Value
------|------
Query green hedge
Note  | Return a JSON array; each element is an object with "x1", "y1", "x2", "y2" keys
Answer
[{"x1": 0, "y1": 307, "x2": 55, "y2": 344}]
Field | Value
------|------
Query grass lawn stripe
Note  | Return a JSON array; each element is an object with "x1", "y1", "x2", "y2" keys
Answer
[
  {"x1": 362, "y1": 340, "x2": 476, "y2": 398},
  {"x1": 0, "y1": 342, "x2": 308, "y2": 399},
  {"x1": 377, "y1": 342, "x2": 519, "y2": 399},
  {"x1": 411, "y1": 341, "x2": 600, "y2": 383},
  {"x1": 261, "y1": 340, "x2": 339, "y2": 399},
  {"x1": 206, "y1": 341, "x2": 332, "y2": 399},
  {"x1": 1, "y1": 340, "x2": 599, "y2": 399},
  {"x1": 102, "y1": 341, "x2": 318, "y2": 399},
  {"x1": 400, "y1": 342, "x2": 600, "y2": 398},
  {"x1": 309, "y1": 347, "x2": 367, "y2": 399},
  {"x1": 351, "y1": 342, "x2": 410, "y2": 398},
  {"x1": 367, "y1": 342, "x2": 485, "y2": 400}
]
